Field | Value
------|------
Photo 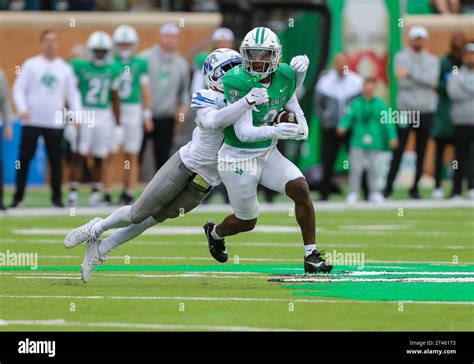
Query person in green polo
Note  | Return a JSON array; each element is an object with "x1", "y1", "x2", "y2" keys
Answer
[{"x1": 338, "y1": 78, "x2": 399, "y2": 204}]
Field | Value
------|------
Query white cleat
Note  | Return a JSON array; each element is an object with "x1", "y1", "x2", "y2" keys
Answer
[
  {"x1": 450, "y1": 194, "x2": 463, "y2": 201},
  {"x1": 369, "y1": 192, "x2": 385, "y2": 204},
  {"x1": 432, "y1": 188, "x2": 444, "y2": 200},
  {"x1": 468, "y1": 189, "x2": 474, "y2": 200},
  {"x1": 81, "y1": 238, "x2": 106, "y2": 283},
  {"x1": 89, "y1": 191, "x2": 101, "y2": 207},
  {"x1": 346, "y1": 192, "x2": 358, "y2": 204},
  {"x1": 64, "y1": 217, "x2": 102, "y2": 249},
  {"x1": 68, "y1": 190, "x2": 79, "y2": 207}
]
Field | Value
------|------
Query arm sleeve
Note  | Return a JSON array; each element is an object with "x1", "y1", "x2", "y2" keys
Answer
[
  {"x1": 195, "y1": 98, "x2": 251, "y2": 130},
  {"x1": 65, "y1": 66, "x2": 82, "y2": 112},
  {"x1": 295, "y1": 69, "x2": 307, "y2": 90},
  {"x1": 233, "y1": 109, "x2": 276, "y2": 142},
  {"x1": 408, "y1": 56, "x2": 440, "y2": 89},
  {"x1": 12, "y1": 60, "x2": 31, "y2": 114}
]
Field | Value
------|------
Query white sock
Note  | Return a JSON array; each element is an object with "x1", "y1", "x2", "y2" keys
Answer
[
  {"x1": 94, "y1": 206, "x2": 132, "y2": 237},
  {"x1": 211, "y1": 225, "x2": 223, "y2": 240},
  {"x1": 304, "y1": 244, "x2": 316, "y2": 257},
  {"x1": 98, "y1": 216, "x2": 157, "y2": 256}
]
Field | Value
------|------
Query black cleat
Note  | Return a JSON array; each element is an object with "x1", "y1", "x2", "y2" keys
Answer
[
  {"x1": 304, "y1": 250, "x2": 333, "y2": 273},
  {"x1": 203, "y1": 221, "x2": 228, "y2": 263},
  {"x1": 102, "y1": 193, "x2": 112, "y2": 206},
  {"x1": 120, "y1": 191, "x2": 134, "y2": 205},
  {"x1": 52, "y1": 199, "x2": 64, "y2": 208},
  {"x1": 409, "y1": 189, "x2": 421, "y2": 200}
]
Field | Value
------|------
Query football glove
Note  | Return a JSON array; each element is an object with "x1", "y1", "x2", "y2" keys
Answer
[
  {"x1": 270, "y1": 123, "x2": 300, "y2": 140},
  {"x1": 290, "y1": 55, "x2": 309, "y2": 73},
  {"x1": 243, "y1": 87, "x2": 269, "y2": 111}
]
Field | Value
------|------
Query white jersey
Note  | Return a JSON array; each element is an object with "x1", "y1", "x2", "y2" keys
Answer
[
  {"x1": 179, "y1": 89, "x2": 227, "y2": 186},
  {"x1": 13, "y1": 55, "x2": 82, "y2": 129}
]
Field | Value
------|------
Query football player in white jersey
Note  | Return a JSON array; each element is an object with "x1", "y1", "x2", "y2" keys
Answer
[{"x1": 63, "y1": 48, "x2": 300, "y2": 283}]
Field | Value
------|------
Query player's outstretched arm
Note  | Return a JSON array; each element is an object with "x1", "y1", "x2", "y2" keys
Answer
[
  {"x1": 291, "y1": 55, "x2": 309, "y2": 91},
  {"x1": 194, "y1": 88, "x2": 268, "y2": 130},
  {"x1": 284, "y1": 94, "x2": 309, "y2": 140}
]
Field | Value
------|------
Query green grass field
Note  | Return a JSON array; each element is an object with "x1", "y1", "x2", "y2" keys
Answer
[{"x1": 0, "y1": 202, "x2": 473, "y2": 331}]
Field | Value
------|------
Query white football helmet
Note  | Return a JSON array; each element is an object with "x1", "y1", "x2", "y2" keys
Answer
[
  {"x1": 240, "y1": 27, "x2": 282, "y2": 77},
  {"x1": 112, "y1": 25, "x2": 138, "y2": 60},
  {"x1": 202, "y1": 48, "x2": 242, "y2": 92},
  {"x1": 87, "y1": 31, "x2": 112, "y2": 67}
]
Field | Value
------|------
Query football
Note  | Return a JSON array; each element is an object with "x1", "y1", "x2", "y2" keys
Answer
[{"x1": 274, "y1": 109, "x2": 298, "y2": 124}]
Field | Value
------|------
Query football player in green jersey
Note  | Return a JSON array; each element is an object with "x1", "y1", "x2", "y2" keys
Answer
[
  {"x1": 66, "y1": 31, "x2": 121, "y2": 207},
  {"x1": 204, "y1": 27, "x2": 333, "y2": 273},
  {"x1": 103, "y1": 25, "x2": 153, "y2": 205}
]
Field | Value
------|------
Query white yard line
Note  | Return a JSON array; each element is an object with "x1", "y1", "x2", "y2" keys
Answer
[
  {"x1": 0, "y1": 294, "x2": 472, "y2": 305},
  {"x1": 0, "y1": 319, "x2": 291, "y2": 331},
  {"x1": 1, "y1": 200, "x2": 472, "y2": 217},
  {"x1": 14, "y1": 273, "x2": 271, "y2": 280},
  {"x1": 273, "y1": 277, "x2": 474, "y2": 283}
]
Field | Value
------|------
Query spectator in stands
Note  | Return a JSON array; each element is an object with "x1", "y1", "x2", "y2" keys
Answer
[
  {"x1": 140, "y1": 23, "x2": 190, "y2": 172},
  {"x1": 337, "y1": 78, "x2": 398, "y2": 204},
  {"x1": 0, "y1": 69, "x2": 13, "y2": 211},
  {"x1": 315, "y1": 53, "x2": 363, "y2": 201},
  {"x1": 191, "y1": 27, "x2": 235, "y2": 95},
  {"x1": 11, "y1": 29, "x2": 82, "y2": 208},
  {"x1": 432, "y1": 31, "x2": 466, "y2": 199},
  {"x1": 447, "y1": 41, "x2": 474, "y2": 199},
  {"x1": 383, "y1": 26, "x2": 440, "y2": 199}
]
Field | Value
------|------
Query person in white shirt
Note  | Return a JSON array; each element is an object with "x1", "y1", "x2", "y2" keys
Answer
[
  {"x1": 315, "y1": 53, "x2": 363, "y2": 200},
  {"x1": 11, "y1": 29, "x2": 82, "y2": 208}
]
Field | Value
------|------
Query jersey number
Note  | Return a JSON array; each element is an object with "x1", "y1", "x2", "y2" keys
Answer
[
  {"x1": 117, "y1": 74, "x2": 133, "y2": 100},
  {"x1": 85, "y1": 78, "x2": 110, "y2": 105}
]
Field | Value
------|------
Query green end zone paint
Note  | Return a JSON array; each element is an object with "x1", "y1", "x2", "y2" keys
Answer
[{"x1": 1, "y1": 263, "x2": 472, "y2": 303}]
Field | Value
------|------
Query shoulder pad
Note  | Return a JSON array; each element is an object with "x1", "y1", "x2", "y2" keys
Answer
[
  {"x1": 223, "y1": 66, "x2": 252, "y2": 92},
  {"x1": 191, "y1": 89, "x2": 223, "y2": 109},
  {"x1": 278, "y1": 63, "x2": 296, "y2": 82}
]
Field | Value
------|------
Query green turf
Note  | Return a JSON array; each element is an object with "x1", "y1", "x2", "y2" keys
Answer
[{"x1": 0, "y1": 206, "x2": 473, "y2": 331}]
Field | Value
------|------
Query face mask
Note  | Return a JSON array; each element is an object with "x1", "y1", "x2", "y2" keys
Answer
[{"x1": 119, "y1": 49, "x2": 133, "y2": 60}]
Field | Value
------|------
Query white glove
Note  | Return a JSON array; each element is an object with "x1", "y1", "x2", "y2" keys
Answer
[
  {"x1": 290, "y1": 55, "x2": 309, "y2": 73},
  {"x1": 270, "y1": 123, "x2": 300, "y2": 140},
  {"x1": 243, "y1": 87, "x2": 269, "y2": 111},
  {"x1": 293, "y1": 114, "x2": 309, "y2": 141}
]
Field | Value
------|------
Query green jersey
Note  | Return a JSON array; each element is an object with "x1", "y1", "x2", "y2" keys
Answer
[
  {"x1": 70, "y1": 58, "x2": 120, "y2": 109},
  {"x1": 113, "y1": 55, "x2": 149, "y2": 104},
  {"x1": 223, "y1": 63, "x2": 296, "y2": 149}
]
